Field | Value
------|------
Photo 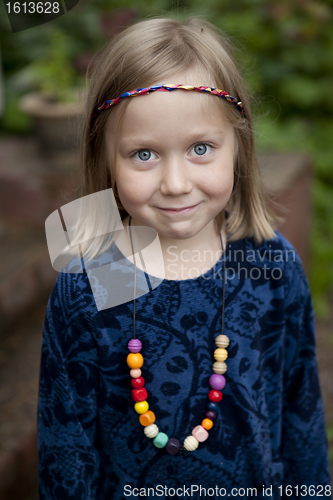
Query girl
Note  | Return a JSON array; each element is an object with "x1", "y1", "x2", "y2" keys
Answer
[{"x1": 38, "y1": 16, "x2": 331, "y2": 499}]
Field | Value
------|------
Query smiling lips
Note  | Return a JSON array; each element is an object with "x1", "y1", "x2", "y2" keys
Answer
[{"x1": 156, "y1": 202, "x2": 201, "y2": 212}]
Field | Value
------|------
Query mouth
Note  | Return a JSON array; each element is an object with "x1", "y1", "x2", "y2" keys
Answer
[{"x1": 156, "y1": 202, "x2": 201, "y2": 213}]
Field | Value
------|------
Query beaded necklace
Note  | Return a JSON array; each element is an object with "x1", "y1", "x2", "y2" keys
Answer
[{"x1": 126, "y1": 216, "x2": 229, "y2": 455}]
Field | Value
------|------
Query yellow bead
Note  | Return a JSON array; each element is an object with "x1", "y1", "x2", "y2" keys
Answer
[
  {"x1": 215, "y1": 334, "x2": 230, "y2": 349},
  {"x1": 202, "y1": 418, "x2": 213, "y2": 430},
  {"x1": 212, "y1": 361, "x2": 227, "y2": 374},
  {"x1": 127, "y1": 353, "x2": 144, "y2": 369},
  {"x1": 214, "y1": 348, "x2": 228, "y2": 362},
  {"x1": 134, "y1": 401, "x2": 149, "y2": 414}
]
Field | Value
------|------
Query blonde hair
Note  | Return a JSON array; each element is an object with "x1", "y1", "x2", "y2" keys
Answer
[{"x1": 80, "y1": 15, "x2": 282, "y2": 248}]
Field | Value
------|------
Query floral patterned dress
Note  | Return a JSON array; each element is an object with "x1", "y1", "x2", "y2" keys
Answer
[{"x1": 37, "y1": 230, "x2": 331, "y2": 499}]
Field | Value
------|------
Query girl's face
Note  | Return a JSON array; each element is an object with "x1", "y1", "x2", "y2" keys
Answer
[{"x1": 105, "y1": 75, "x2": 235, "y2": 241}]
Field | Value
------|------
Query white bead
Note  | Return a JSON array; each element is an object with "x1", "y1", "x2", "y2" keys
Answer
[
  {"x1": 183, "y1": 435, "x2": 199, "y2": 451},
  {"x1": 215, "y1": 335, "x2": 230, "y2": 348},
  {"x1": 144, "y1": 423, "x2": 159, "y2": 438},
  {"x1": 212, "y1": 361, "x2": 227, "y2": 374}
]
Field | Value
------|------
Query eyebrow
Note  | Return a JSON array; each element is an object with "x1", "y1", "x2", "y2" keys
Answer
[{"x1": 120, "y1": 129, "x2": 225, "y2": 147}]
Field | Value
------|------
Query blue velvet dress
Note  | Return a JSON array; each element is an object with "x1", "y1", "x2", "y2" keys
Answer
[{"x1": 37, "y1": 230, "x2": 331, "y2": 499}]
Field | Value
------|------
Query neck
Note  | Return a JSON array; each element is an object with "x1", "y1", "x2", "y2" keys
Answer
[
  {"x1": 160, "y1": 218, "x2": 225, "y2": 256},
  {"x1": 125, "y1": 214, "x2": 227, "y2": 281}
]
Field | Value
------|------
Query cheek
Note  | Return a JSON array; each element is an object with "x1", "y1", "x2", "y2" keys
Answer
[
  {"x1": 116, "y1": 167, "x2": 153, "y2": 207},
  {"x1": 201, "y1": 162, "x2": 234, "y2": 202}
]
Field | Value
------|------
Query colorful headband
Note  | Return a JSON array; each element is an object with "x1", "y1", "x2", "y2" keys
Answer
[{"x1": 94, "y1": 84, "x2": 244, "y2": 118}]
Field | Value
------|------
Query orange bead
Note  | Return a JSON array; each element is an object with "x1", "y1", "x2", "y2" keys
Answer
[
  {"x1": 139, "y1": 410, "x2": 156, "y2": 427},
  {"x1": 202, "y1": 418, "x2": 213, "y2": 430},
  {"x1": 127, "y1": 352, "x2": 144, "y2": 369}
]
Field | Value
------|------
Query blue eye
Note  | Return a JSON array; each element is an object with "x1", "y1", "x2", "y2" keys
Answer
[
  {"x1": 133, "y1": 149, "x2": 157, "y2": 162},
  {"x1": 192, "y1": 143, "x2": 212, "y2": 156}
]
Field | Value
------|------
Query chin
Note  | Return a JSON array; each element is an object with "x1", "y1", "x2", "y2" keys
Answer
[{"x1": 161, "y1": 223, "x2": 202, "y2": 240}]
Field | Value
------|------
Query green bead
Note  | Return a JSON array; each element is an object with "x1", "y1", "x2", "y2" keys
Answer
[{"x1": 153, "y1": 432, "x2": 169, "y2": 449}]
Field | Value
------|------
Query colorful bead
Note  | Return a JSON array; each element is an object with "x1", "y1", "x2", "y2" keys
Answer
[
  {"x1": 212, "y1": 361, "x2": 227, "y2": 374},
  {"x1": 208, "y1": 390, "x2": 222, "y2": 402},
  {"x1": 184, "y1": 436, "x2": 199, "y2": 451},
  {"x1": 153, "y1": 432, "x2": 169, "y2": 448},
  {"x1": 192, "y1": 425, "x2": 209, "y2": 442},
  {"x1": 209, "y1": 374, "x2": 226, "y2": 391},
  {"x1": 165, "y1": 438, "x2": 181, "y2": 455},
  {"x1": 132, "y1": 388, "x2": 148, "y2": 402},
  {"x1": 215, "y1": 334, "x2": 230, "y2": 348},
  {"x1": 214, "y1": 348, "x2": 228, "y2": 362},
  {"x1": 131, "y1": 376, "x2": 145, "y2": 389},
  {"x1": 144, "y1": 423, "x2": 159, "y2": 438},
  {"x1": 205, "y1": 410, "x2": 217, "y2": 420},
  {"x1": 134, "y1": 401, "x2": 149, "y2": 414},
  {"x1": 139, "y1": 410, "x2": 156, "y2": 426},
  {"x1": 128, "y1": 318, "x2": 229, "y2": 453},
  {"x1": 128, "y1": 338, "x2": 142, "y2": 353},
  {"x1": 202, "y1": 418, "x2": 213, "y2": 430},
  {"x1": 127, "y1": 353, "x2": 144, "y2": 369},
  {"x1": 207, "y1": 401, "x2": 219, "y2": 411}
]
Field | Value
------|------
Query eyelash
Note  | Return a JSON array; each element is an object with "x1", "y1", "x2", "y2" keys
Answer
[{"x1": 132, "y1": 142, "x2": 214, "y2": 162}]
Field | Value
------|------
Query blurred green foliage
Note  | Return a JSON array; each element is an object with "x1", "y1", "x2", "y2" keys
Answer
[{"x1": 0, "y1": 0, "x2": 332, "y2": 315}]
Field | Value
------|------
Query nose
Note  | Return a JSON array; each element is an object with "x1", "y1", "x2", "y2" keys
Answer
[{"x1": 159, "y1": 156, "x2": 193, "y2": 196}]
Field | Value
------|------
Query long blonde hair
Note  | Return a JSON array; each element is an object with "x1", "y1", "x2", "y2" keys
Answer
[{"x1": 80, "y1": 15, "x2": 281, "y2": 248}]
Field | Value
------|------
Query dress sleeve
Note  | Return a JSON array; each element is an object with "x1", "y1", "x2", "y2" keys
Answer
[
  {"x1": 37, "y1": 270, "x2": 101, "y2": 499},
  {"x1": 281, "y1": 251, "x2": 331, "y2": 493}
]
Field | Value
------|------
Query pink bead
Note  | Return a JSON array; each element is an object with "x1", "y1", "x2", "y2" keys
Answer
[
  {"x1": 209, "y1": 374, "x2": 226, "y2": 391},
  {"x1": 130, "y1": 369, "x2": 141, "y2": 378},
  {"x1": 192, "y1": 425, "x2": 209, "y2": 442},
  {"x1": 128, "y1": 339, "x2": 142, "y2": 353}
]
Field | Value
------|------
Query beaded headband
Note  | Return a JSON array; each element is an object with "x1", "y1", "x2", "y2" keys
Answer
[{"x1": 94, "y1": 84, "x2": 244, "y2": 118}]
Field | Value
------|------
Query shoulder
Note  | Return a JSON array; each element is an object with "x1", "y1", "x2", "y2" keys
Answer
[
  {"x1": 239, "y1": 229, "x2": 305, "y2": 276},
  {"x1": 227, "y1": 229, "x2": 311, "y2": 303},
  {"x1": 47, "y1": 254, "x2": 97, "y2": 329},
  {"x1": 43, "y1": 263, "x2": 101, "y2": 363},
  {"x1": 243, "y1": 229, "x2": 301, "y2": 261},
  {"x1": 228, "y1": 229, "x2": 302, "y2": 268},
  {"x1": 252, "y1": 230, "x2": 312, "y2": 312}
]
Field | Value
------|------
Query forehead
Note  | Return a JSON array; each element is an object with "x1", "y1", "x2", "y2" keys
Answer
[
  {"x1": 105, "y1": 65, "x2": 230, "y2": 133},
  {"x1": 106, "y1": 85, "x2": 229, "y2": 140}
]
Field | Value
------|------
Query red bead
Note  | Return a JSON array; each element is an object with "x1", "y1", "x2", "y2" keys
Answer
[
  {"x1": 132, "y1": 388, "x2": 148, "y2": 402},
  {"x1": 131, "y1": 376, "x2": 145, "y2": 389},
  {"x1": 208, "y1": 390, "x2": 222, "y2": 402}
]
